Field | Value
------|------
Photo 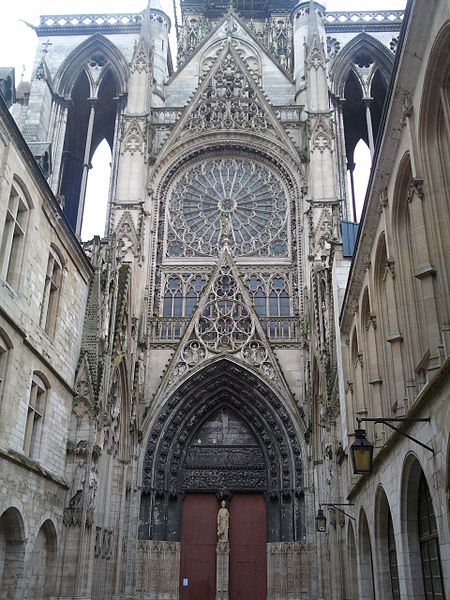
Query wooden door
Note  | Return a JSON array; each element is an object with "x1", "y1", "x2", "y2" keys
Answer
[
  {"x1": 179, "y1": 494, "x2": 217, "y2": 600},
  {"x1": 229, "y1": 494, "x2": 267, "y2": 600}
]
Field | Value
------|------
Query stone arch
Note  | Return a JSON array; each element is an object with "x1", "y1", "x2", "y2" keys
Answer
[
  {"x1": 400, "y1": 452, "x2": 445, "y2": 599},
  {"x1": 374, "y1": 485, "x2": 399, "y2": 599},
  {"x1": 418, "y1": 22, "x2": 450, "y2": 335},
  {"x1": 345, "y1": 520, "x2": 358, "y2": 600},
  {"x1": 330, "y1": 33, "x2": 394, "y2": 98},
  {"x1": 54, "y1": 34, "x2": 129, "y2": 98},
  {"x1": 139, "y1": 358, "x2": 305, "y2": 543},
  {"x1": 358, "y1": 507, "x2": 375, "y2": 600},
  {"x1": 331, "y1": 33, "x2": 393, "y2": 173},
  {"x1": 55, "y1": 35, "x2": 128, "y2": 234},
  {"x1": 25, "y1": 519, "x2": 57, "y2": 599},
  {"x1": 392, "y1": 153, "x2": 426, "y2": 373},
  {"x1": 105, "y1": 359, "x2": 129, "y2": 461},
  {"x1": 0, "y1": 507, "x2": 26, "y2": 599}
]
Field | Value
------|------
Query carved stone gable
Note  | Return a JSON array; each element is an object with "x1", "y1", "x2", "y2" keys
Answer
[
  {"x1": 153, "y1": 252, "x2": 292, "y2": 400},
  {"x1": 185, "y1": 48, "x2": 269, "y2": 134}
]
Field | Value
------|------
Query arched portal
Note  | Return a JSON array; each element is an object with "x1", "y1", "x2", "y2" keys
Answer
[
  {"x1": 138, "y1": 358, "x2": 305, "y2": 598},
  {"x1": 140, "y1": 358, "x2": 304, "y2": 541}
]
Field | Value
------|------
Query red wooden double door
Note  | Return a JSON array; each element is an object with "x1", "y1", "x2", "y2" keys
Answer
[{"x1": 180, "y1": 494, "x2": 267, "y2": 600}]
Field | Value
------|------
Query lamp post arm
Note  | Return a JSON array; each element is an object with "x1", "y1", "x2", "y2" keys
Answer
[
  {"x1": 328, "y1": 506, "x2": 355, "y2": 521},
  {"x1": 356, "y1": 417, "x2": 433, "y2": 454},
  {"x1": 381, "y1": 421, "x2": 434, "y2": 454},
  {"x1": 321, "y1": 503, "x2": 355, "y2": 521}
]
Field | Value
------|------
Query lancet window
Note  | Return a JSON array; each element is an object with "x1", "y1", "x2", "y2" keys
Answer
[
  {"x1": 246, "y1": 274, "x2": 291, "y2": 317},
  {"x1": 162, "y1": 275, "x2": 207, "y2": 317}
]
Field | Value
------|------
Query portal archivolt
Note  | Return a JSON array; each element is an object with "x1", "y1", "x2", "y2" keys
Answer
[{"x1": 139, "y1": 359, "x2": 304, "y2": 543}]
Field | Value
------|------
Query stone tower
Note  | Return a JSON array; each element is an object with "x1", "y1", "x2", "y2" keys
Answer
[{"x1": 3, "y1": 1, "x2": 431, "y2": 599}]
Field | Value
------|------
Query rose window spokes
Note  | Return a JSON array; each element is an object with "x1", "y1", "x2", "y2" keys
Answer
[
  {"x1": 196, "y1": 271, "x2": 254, "y2": 352},
  {"x1": 166, "y1": 157, "x2": 289, "y2": 258}
]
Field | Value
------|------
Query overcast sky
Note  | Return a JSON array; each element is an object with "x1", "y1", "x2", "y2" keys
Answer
[{"x1": 0, "y1": 0, "x2": 406, "y2": 239}]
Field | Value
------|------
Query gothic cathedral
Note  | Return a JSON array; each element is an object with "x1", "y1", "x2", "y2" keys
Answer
[{"x1": 0, "y1": 1, "x2": 449, "y2": 599}]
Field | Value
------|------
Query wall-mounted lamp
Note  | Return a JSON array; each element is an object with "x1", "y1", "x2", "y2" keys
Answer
[
  {"x1": 350, "y1": 417, "x2": 433, "y2": 474},
  {"x1": 316, "y1": 503, "x2": 355, "y2": 532},
  {"x1": 315, "y1": 508, "x2": 326, "y2": 532}
]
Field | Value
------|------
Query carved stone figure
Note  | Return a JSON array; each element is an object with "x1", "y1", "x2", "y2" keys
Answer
[{"x1": 217, "y1": 500, "x2": 230, "y2": 542}]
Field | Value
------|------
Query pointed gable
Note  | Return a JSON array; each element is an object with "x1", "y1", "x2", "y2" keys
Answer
[
  {"x1": 153, "y1": 251, "x2": 293, "y2": 404},
  {"x1": 159, "y1": 43, "x2": 300, "y2": 162}
]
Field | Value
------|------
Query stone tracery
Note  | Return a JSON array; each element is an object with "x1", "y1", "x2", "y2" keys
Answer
[{"x1": 166, "y1": 156, "x2": 289, "y2": 258}]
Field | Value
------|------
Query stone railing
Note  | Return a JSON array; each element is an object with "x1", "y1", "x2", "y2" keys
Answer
[
  {"x1": 151, "y1": 108, "x2": 184, "y2": 126},
  {"x1": 275, "y1": 106, "x2": 304, "y2": 124},
  {"x1": 149, "y1": 316, "x2": 301, "y2": 343},
  {"x1": 260, "y1": 317, "x2": 302, "y2": 342},
  {"x1": 36, "y1": 13, "x2": 143, "y2": 35},
  {"x1": 324, "y1": 10, "x2": 404, "y2": 32}
]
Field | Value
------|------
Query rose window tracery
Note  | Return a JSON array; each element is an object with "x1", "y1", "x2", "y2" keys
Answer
[
  {"x1": 196, "y1": 269, "x2": 254, "y2": 352},
  {"x1": 166, "y1": 157, "x2": 289, "y2": 259}
]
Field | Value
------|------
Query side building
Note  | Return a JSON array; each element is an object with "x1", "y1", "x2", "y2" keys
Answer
[
  {"x1": 0, "y1": 91, "x2": 92, "y2": 597},
  {"x1": 335, "y1": 1, "x2": 450, "y2": 598}
]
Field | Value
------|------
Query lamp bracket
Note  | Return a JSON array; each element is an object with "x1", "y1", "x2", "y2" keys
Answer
[
  {"x1": 356, "y1": 417, "x2": 433, "y2": 454},
  {"x1": 320, "y1": 503, "x2": 355, "y2": 521}
]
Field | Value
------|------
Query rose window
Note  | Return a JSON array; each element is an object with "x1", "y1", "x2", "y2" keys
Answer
[{"x1": 166, "y1": 157, "x2": 289, "y2": 258}]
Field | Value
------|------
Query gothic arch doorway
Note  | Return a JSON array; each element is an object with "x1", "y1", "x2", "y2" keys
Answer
[{"x1": 138, "y1": 359, "x2": 305, "y2": 598}]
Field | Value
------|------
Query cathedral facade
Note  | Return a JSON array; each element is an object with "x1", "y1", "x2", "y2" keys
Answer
[{"x1": 0, "y1": 0, "x2": 448, "y2": 599}]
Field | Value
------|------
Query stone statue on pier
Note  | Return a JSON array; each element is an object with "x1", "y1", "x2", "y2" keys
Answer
[{"x1": 217, "y1": 500, "x2": 229, "y2": 542}]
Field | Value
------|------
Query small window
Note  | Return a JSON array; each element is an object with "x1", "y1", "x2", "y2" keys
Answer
[
  {"x1": 0, "y1": 182, "x2": 30, "y2": 287},
  {"x1": 24, "y1": 373, "x2": 48, "y2": 459},
  {"x1": 0, "y1": 331, "x2": 11, "y2": 399},
  {"x1": 40, "y1": 248, "x2": 63, "y2": 336}
]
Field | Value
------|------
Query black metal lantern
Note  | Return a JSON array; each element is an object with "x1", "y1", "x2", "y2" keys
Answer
[
  {"x1": 316, "y1": 508, "x2": 327, "y2": 532},
  {"x1": 350, "y1": 428, "x2": 374, "y2": 474}
]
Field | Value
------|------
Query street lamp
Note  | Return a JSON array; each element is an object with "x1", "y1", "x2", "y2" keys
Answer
[
  {"x1": 315, "y1": 508, "x2": 326, "y2": 532},
  {"x1": 351, "y1": 417, "x2": 433, "y2": 475},
  {"x1": 350, "y1": 427, "x2": 374, "y2": 474},
  {"x1": 316, "y1": 503, "x2": 354, "y2": 532}
]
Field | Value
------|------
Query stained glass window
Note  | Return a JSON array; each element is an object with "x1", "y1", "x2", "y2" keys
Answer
[{"x1": 166, "y1": 157, "x2": 289, "y2": 259}]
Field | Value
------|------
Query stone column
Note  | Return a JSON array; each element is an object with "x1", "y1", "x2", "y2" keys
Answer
[
  {"x1": 216, "y1": 541, "x2": 230, "y2": 600},
  {"x1": 76, "y1": 97, "x2": 98, "y2": 236}
]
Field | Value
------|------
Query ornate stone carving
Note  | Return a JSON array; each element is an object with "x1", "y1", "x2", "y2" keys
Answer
[
  {"x1": 177, "y1": 14, "x2": 211, "y2": 65},
  {"x1": 131, "y1": 39, "x2": 151, "y2": 74},
  {"x1": 307, "y1": 35, "x2": 326, "y2": 70},
  {"x1": 407, "y1": 177, "x2": 424, "y2": 202},
  {"x1": 122, "y1": 118, "x2": 145, "y2": 156},
  {"x1": 166, "y1": 156, "x2": 289, "y2": 259},
  {"x1": 326, "y1": 36, "x2": 341, "y2": 60},
  {"x1": 186, "y1": 50, "x2": 269, "y2": 133},
  {"x1": 217, "y1": 501, "x2": 230, "y2": 542}
]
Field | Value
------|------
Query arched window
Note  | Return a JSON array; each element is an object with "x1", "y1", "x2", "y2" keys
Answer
[
  {"x1": 55, "y1": 37, "x2": 128, "y2": 236},
  {"x1": 247, "y1": 275, "x2": 266, "y2": 316},
  {"x1": 40, "y1": 246, "x2": 63, "y2": 336},
  {"x1": 0, "y1": 181, "x2": 30, "y2": 287},
  {"x1": 0, "y1": 330, "x2": 12, "y2": 400},
  {"x1": 163, "y1": 277, "x2": 183, "y2": 317},
  {"x1": 269, "y1": 276, "x2": 290, "y2": 317},
  {"x1": 388, "y1": 515, "x2": 400, "y2": 599},
  {"x1": 24, "y1": 373, "x2": 49, "y2": 459},
  {"x1": 185, "y1": 275, "x2": 207, "y2": 316},
  {"x1": 418, "y1": 473, "x2": 445, "y2": 598}
]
